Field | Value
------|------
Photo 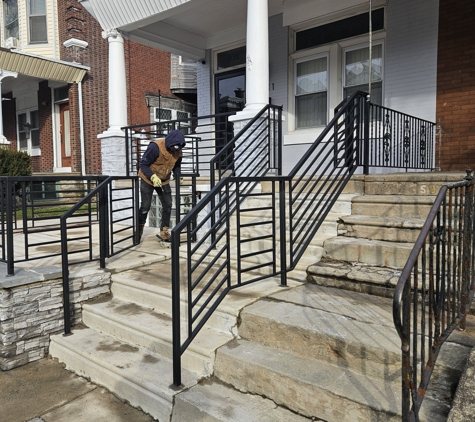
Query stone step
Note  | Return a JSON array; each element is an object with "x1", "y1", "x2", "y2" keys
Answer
[
  {"x1": 49, "y1": 327, "x2": 197, "y2": 422},
  {"x1": 261, "y1": 175, "x2": 365, "y2": 195},
  {"x1": 242, "y1": 193, "x2": 357, "y2": 216},
  {"x1": 351, "y1": 195, "x2": 436, "y2": 219},
  {"x1": 238, "y1": 284, "x2": 471, "y2": 400},
  {"x1": 213, "y1": 338, "x2": 448, "y2": 422},
  {"x1": 338, "y1": 215, "x2": 425, "y2": 242},
  {"x1": 171, "y1": 378, "x2": 312, "y2": 422},
  {"x1": 322, "y1": 236, "x2": 415, "y2": 269},
  {"x1": 82, "y1": 297, "x2": 232, "y2": 376},
  {"x1": 363, "y1": 172, "x2": 466, "y2": 196}
]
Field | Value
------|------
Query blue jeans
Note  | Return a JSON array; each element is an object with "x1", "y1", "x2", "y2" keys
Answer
[{"x1": 139, "y1": 178, "x2": 172, "y2": 230}]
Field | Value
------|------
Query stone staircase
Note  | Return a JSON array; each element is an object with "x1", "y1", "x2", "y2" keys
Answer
[{"x1": 49, "y1": 171, "x2": 475, "y2": 421}]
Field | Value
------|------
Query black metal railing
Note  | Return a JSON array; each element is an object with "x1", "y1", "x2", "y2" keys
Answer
[
  {"x1": 393, "y1": 170, "x2": 475, "y2": 422},
  {"x1": 171, "y1": 92, "x2": 371, "y2": 385},
  {"x1": 1, "y1": 175, "x2": 139, "y2": 333}
]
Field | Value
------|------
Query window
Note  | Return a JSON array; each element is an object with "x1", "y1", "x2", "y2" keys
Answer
[
  {"x1": 30, "y1": 181, "x2": 57, "y2": 201},
  {"x1": 28, "y1": 0, "x2": 47, "y2": 44},
  {"x1": 295, "y1": 56, "x2": 328, "y2": 128},
  {"x1": 18, "y1": 110, "x2": 40, "y2": 153},
  {"x1": 344, "y1": 44, "x2": 383, "y2": 105},
  {"x1": 3, "y1": 0, "x2": 18, "y2": 39}
]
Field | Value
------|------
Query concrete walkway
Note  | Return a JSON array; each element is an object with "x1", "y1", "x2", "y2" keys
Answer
[{"x1": 0, "y1": 226, "x2": 166, "y2": 422}]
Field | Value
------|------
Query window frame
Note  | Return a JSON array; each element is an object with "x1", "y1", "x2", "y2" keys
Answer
[
  {"x1": 293, "y1": 52, "x2": 329, "y2": 130},
  {"x1": 17, "y1": 108, "x2": 41, "y2": 156},
  {"x1": 3, "y1": 0, "x2": 19, "y2": 40},
  {"x1": 342, "y1": 40, "x2": 384, "y2": 105},
  {"x1": 28, "y1": 0, "x2": 48, "y2": 44}
]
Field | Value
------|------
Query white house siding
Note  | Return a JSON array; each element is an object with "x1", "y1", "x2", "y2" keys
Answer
[
  {"x1": 269, "y1": 13, "x2": 310, "y2": 175},
  {"x1": 384, "y1": 0, "x2": 439, "y2": 122}
]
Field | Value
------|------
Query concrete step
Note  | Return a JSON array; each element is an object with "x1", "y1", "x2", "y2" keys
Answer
[
  {"x1": 322, "y1": 236, "x2": 415, "y2": 269},
  {"x1": 49, "y1": 327, "x2": 198, "y2": 422},
  {"x1": 351, "y1": 195, "x2": 436, "y2": 219},
  {"x1": 171, "y1": 378, "x2": 311, "y2": 421},
  {"x1": 213, "y1": 338, "x2": 448, "y2": 422},
  {"x1": 110, "y1": 265, "x2": 303, "y2": 334},
  {"x1": 82, "y1": 297, "x2": 232, "y2": 376},
  {"x1": 363, "y1": 172, "x2": 466, "y2": 196},
  {"x1": 338, "y1": 215, "x2": 425, "y2": 242}
]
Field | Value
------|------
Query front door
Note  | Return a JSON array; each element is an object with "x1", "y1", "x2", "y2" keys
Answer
[
  {"x1": 59, "y1": 103, "x2": 71, "y2": 168},
  {"x1": 214, "y1": 69, "x2": 245, "y2": 169}
]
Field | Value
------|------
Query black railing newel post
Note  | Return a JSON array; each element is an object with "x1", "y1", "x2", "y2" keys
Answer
[
  {"x1": 6, "y1": 178, "x2": 14, "y2": 275},
  {"x1": 99, "y1": 180, "x2": 109, "y2": 268},
  {"x1": 171, "y1": 229, "x2": 182, "y2": 387},
  {"x1": 401, "y1": 279, "x2": 412, "y2": 422},
  {"x1": 278, "y1": 106, "x2": 283, "y2": 175},
  {"x1": 363, "y1": 97, "x2": 370, "y2": 175},
  {"x1": 134, "y1": 177, "x2": 141, "y2": 245},
  {"x1": 60, "y1": 216, "x2": 72, "y2": 335},
  {"x1": 125, "y1": 129, "x2": 130, "y2": 177},
  {"x1": 279, "y1": 179, "x2": 287, "y2": 287},
  {"x1": 460, "y1": 170, "x2": 474, "y2": 330}
]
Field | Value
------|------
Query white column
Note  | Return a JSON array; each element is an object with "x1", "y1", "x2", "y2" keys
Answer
[
  {"x1": 0, "y1": 70, "x2": 18, "y2": 145},
  {"x1": 98, "y1": 29, "x2": 128, "y2": 138},
  {"x1": 244, "y1": 0, "x2": 269, "y2": 111}
]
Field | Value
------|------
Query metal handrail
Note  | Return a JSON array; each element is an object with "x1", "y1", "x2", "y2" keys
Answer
[{"x1": 393, "y1": 171, "x2": 475, "y2": 422}]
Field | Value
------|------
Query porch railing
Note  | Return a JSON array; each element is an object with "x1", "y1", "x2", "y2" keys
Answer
[
  {"x1": 0, "y1": 175, "x2": 139, "y2": 333},
  {"x1": 393, "y1": 170, "x2": 475, "y2": 422}
]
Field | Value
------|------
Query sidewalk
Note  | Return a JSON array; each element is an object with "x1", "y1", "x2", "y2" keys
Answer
[{"x1": 0, "y1": 226, "x2": 166, "y2": 422}]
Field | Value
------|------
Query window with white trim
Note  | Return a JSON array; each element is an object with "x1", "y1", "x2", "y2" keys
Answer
[
  {"x1": 18, "y1": 109, "x2": 40, "y2": 154},
  {"x1": 344, "y1": 43, "x2": 383, "y2": 105},
  {"x1": 3, "y1": 0, "x2": 18, "y2": 40},
  {"x1": 28, "y1": 0, "x2": 47, "y2": 44},
  {"x1": 295, "y1": 55, "x2": 328, "y2": 128}
]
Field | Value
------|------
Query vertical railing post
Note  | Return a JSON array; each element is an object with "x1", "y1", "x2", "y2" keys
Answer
[
  {"x1": 171, "y1": 227, "x2": 182, "y2": 387},
  {"x1": 401, "y1": 279, "x2": 412, "y2": 422},
  {"x1": 363, "y1": 96, "x2": 370, "y2": 175},
  {"x1": 99, "y1": 178, "x2": 109, "y2": 268},
  {"x1": 460, "y1": 170, "x2": 474, "y2": 330},
  {"x1": 125, "y1": 129, "x2": 130, "y2": 177},
  {"x1": 60, "y1": 215, "x2": 71, "y2": 335},
  {"x1": 277, "y1": 106, "x2": 283, "y2": 176},
  {"x1": 5, "y1": 178, "x2": 14, "y2": 275},
  {"x1": 279, "y1": 179, "x2": 287, "y2": 287}
]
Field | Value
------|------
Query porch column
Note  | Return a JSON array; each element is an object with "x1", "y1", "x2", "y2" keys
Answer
[
  {"x1": 244, "y1": 0, "x2": 269, "y2": 112},
  {"x1": 0, "y1": 70, "x2": 18, "y2": 145},
  {"x1": 99, "y1": 29, "x2": 128, "y2": 138}
]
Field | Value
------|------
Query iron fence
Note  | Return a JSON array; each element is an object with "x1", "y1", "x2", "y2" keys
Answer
[
  {"x1": 393, "y1": 170, "x2": 475, "y2": 422},
  {"x1": 0, "y1": 175, "x2": 139, "y2": 333}
]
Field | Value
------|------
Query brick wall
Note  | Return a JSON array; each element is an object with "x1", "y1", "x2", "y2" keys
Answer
[
  {"x1": 436, "y1": 0, "x2": 475, "y2": 171},
  {"x1": 35, "y1": 81, "x2": 53, "y2": 173}
]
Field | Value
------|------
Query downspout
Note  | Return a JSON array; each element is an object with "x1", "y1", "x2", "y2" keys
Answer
[
  {"x1": 368, "y1": 0, "x2": 372, "y2": 100},
  {"x1": 78, "y1": 81, "x2": 86, "y2": 175}
]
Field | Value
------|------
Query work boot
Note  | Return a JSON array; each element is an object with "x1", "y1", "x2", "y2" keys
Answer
[
  {"x1": 157, "y1": 226, "x2": 171, "y2": 242},
  {"x1": 138, "y1": 224, "x2": 145, "y2": 241}
]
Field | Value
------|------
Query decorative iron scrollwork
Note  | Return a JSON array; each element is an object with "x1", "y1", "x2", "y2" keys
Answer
[
  {"x1": 420, "y1": 125, "x2": 426, "y2": 166},
  {"x1": 383, "y1": 112, "x2": 391, "y2": 163},
  {"x1": 404, "y1": 119, "x2": 410, "y2": 165}
]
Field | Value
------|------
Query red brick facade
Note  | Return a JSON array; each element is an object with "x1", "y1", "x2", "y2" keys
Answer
[{"x1": 436, "y1": 0, "x2": 475, "y2": 171}]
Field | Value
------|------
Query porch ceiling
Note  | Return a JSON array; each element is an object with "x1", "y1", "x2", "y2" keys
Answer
[{"x1": 80, "y1": 0, "x2": 317, "y2": 60}]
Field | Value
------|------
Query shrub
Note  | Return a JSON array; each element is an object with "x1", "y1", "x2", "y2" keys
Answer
[{"x1": 0, "y1": 149, "x2": 32, "y2": 193}]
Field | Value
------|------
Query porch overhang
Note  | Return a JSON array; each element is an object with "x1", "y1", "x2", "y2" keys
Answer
[{"x1": 0, "y1": 48, "x2": 89, "y2": 84}]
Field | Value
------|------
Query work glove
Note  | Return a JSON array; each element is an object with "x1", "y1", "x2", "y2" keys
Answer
[
  {"x1": 179, "y1": 177, "x2": 185, "y2": 185},
  {"x1": 150, "y1": 174, "x2": 162, "y2": 188}
]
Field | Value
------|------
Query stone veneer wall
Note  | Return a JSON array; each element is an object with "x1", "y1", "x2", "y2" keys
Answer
[{"x1": 0, "y1": 267, "x2": 110, "y2": 370}]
